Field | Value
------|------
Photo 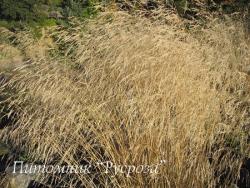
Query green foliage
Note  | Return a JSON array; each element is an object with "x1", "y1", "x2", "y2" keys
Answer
[
  {"x1": 0, "y1": 0, "x2": 47, "y2": 21},
  {"x1": 0, "y1": 0, "x2": 97, "y2": 30},
  {"x1": 81, "y1": 6, "x2": 97, "y2": 18},
  {"x1": 62, "y1": 0, "x2": 96, "y2": 18},
  {"x1": 48, "y1": 0, "x2": 64, "y2": 6},
  {"x1": 38, "y1": 18, "x2": 57, "y2": 27},
  {"x1": 174, "y1": 0, "x2": 188, "y2": 15},
  {"x1": 0, "y1": 20, "x2": 25, "y2": 30}
]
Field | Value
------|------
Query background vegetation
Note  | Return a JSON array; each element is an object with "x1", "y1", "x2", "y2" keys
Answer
[{"x1": 0, "y1": 0, "x2": 97, "y2": 30}]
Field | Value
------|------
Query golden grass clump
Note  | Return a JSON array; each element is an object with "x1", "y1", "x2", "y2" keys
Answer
[{"x1": 0, "y1": 12, "x2": 249, "y2": 187}]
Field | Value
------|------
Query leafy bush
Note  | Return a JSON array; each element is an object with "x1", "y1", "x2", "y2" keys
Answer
[
  {"x1": 0, "y1": 0, "x2": 97, "y2": 29},
  {"x1": 38, "y1": 18, "x2": 57, "y2": 27},
  {"x1": 0, "y1": 0, "x2": 47, "y2": 21},
  {"x1": 61, "y1": 0, "x2": 96, "y2": 17}
]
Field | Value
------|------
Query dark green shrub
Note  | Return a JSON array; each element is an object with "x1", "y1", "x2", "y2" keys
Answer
[
  {"x1": 0, "y1": 0, "x2": 97, "y2": 25},
  {"x1": 62, "y1": 0, "x2": 96, "y2": 18},
  {"x1": 0, "y1": 20, "x2": 25, "y2": 30},
  {"x1": 0, "y1": 0, "x2": 47, "y2": 21}
]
